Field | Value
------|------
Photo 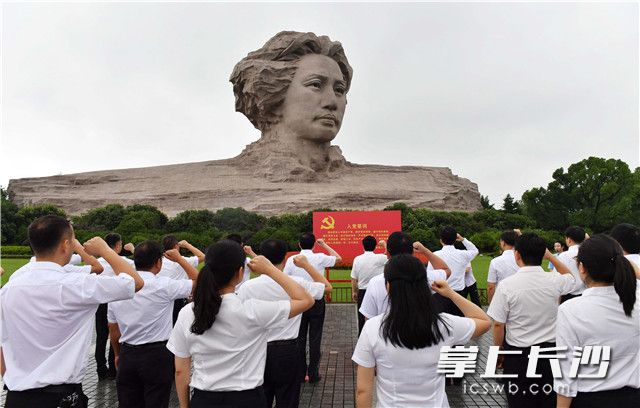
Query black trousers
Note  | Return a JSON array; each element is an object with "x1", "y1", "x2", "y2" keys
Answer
[
  {"x1": 560, "y1": 293, "x2": 581, "y2": 304},
  {"x1": 95, "y1": 303, "x2": 115, "y2": 376},
  {"x1": 465, "y1": 283, "x2": 482, "y2": 307},
  {"x1": 4, "y1": 384, "x2": 87, "y2": 408},
  {"x1": 264, "y1": 340, "x2": 301, "y2": 408},
  {"x1": 190, "y1": 387, "x2": 266, "y2": 408},
  {"x1": 297, "y1": 298, "x2": 325, "y2": 380},
  {"x1": 502, "y1": 341, "x2": 556, "y2": 408},
  {"x1": 572, "y1": 386, "x2": 640, "y2": 408},
  {"x1": 116, "y1": 342, "x2": 174, "y2": 408},
  {"x1": 172, "y1": 298, "x2": 187, "y2": 326},
  {"x1": 356, "y1": 289, "x2": 366, "y2": 334}
]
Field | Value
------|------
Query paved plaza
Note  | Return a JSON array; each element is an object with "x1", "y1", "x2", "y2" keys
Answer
[{"x1": 1, "y1": 304, "x2": 506, "y2": 407}]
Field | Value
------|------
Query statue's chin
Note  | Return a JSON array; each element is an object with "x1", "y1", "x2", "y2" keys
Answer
[{"x1": 298, "y1": 131, "x2": 337, "y2": 144}]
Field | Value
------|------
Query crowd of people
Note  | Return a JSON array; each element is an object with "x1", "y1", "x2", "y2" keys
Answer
[{"x1": 0, "y1": 215, "x2": 639, "y2": 408}]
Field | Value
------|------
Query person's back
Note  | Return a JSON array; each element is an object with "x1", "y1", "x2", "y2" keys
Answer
[
  {"x1": 431, "y1": 227, "x2": 478, "y2": 294},
  {"x1": 557, "y1": 226, "x2": 587, "y2": 300},
  {"x1": 352, "y1": 255, "x2": 490, "y2": 408},
  {"x1": 610, "y1": 223, "x2": 640, "y2": 268}
]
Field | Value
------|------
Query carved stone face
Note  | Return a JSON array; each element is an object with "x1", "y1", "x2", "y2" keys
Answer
[{"x1": 278, "y1": 54, "x2": 347, "y2": 143}]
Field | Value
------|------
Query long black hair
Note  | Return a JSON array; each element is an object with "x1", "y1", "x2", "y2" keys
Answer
[
  {"x1": 577, "y1": 234, "x2": 637, "y2": 317},
  {"x1": 381, "y1": 254, "x2": 449, "y2": 349},
  {"x1": 190, "y1": 240, "x2": 246, "y2": 335}
]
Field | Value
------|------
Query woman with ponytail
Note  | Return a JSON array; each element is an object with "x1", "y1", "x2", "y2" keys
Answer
[
  {"x1": 167, "y1": 240, "x2": 314, "y2": 408},
  {"x1": 555, "y1": 234, "x2": 640, "y2": 408},
  {"x1": 352, "y1": 254, "x2": 491, "y2": 407}
]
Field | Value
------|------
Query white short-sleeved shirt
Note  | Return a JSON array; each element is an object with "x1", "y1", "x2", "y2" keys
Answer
[
  {"x1": 108, "y1": 271, "x2": 192, "y2": 345},
  {"x1": 234, "y1": 258, "x2": 252, "y2": 291},
  {"x1": 429, "y1": 239, "x2": 479, "y2": 291},
  {"x1": 237, "y1": 274, "x2": 325, "y2": 341},
  {"x1": 487, "y1": 266, "x2": 576, "y2": 347},
  {"x1": 487, "y1": 250, "x2": 518, "y2": 285},
  {"x1": 351, "y1": 251, "x2": 388, "y2": 290},
  {"x1": 283, "y1": 249, "x2": 336, "y2": 281},
  {"x1": 0, "y1": 261, "x2": 135, "y2": 390},
  {"x1": 557, "y1": 245, "x2": 586, "y2": 295},
  {"x1": 554, "y1": 284, "x2": 640, "y2": 397},
  {"x1": 464, "y1": 263, "x2": 476, "y2": 287},
  {"x1": 625, "y1": 253, "x2": 640, "y2": 268},
  {"x1": 158, "y1": 255, "x2": 199, "y2": 281},
  {"x1": 167, "y1": 295, "x2": 290, "y2": 391},
  {"x1": 22, "y1": 254, "x2": 90, "y2": 277},
  {"x1": 98, "y1": 256, "x2": 136, "y2": 277},
  {"x1": 359, "y1": 268, "x2": 448, "y2": 319},
  {"x1": 352, "y1": 313, "x2": 475, "y2": 408},
  {"x1": 30, "y1": 253, "x2": 82, "y2": 265}
]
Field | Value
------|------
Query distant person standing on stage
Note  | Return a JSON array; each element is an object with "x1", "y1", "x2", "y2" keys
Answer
[
  {"x1": 1, "y1": 215, "x2": 144, "y2": 408},
  {"x1": 94, "y1": 233, "x2": 135, "y2": 380},
  {"x1": 558, "y1": 226, "x2": 588, "y2": 303},
  {"x1": 555, "y1": 234, "x2": 640, "y2": 408},
  {"x1": 609, "y1": 223, "x2": 640, "y2": 268},
  {"x1": 284, "y1": 233, "x2": 341, "y2": 383},
  {"x1": 351, "y1": 236, "x2": 387, "y2": 334},
  {"x1": 158, "y1": 235, "x2": 205, "y2": 324},
  {"x1": 238, "y1": 239, "x2": 331, "y2": 408},
  {"x1": 108, "y1": 241, "x2": 199, "y2": 408}
]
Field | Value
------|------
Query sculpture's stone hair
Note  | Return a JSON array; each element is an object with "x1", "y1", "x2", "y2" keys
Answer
[{"x1": 230, "y1": 31, "x2": 353, "y2": 132}]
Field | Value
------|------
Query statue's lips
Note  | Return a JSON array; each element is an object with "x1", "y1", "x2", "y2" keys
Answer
[{"x1": 315, "y1": 114, "x2": 339, "y2": 126}]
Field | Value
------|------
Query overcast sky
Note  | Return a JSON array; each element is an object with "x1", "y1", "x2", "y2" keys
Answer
[{"x1": 2, "y1": 2, "x2": 638, "y2": 208}]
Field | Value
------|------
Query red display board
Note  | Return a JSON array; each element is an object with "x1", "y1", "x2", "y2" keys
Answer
[{"x1": 312, "y1": 211, "x2": 402, "y2": 266}]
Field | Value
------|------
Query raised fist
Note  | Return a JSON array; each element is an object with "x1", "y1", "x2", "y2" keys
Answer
[
  {"x1": 83, "y1": 237, "x2": 110, "y2": 257},
  {"x1": 164, "y1": 249, "x2": 182, "y2": 262},
  {"x1": 293, "y1": 254, "x2": 310, "y2": 268},
  {"x1": 248, "y1": 255, "x2": 276, "y2": 276},
  {"x1": 123, "y1": 243, "x2": 135, "y2": 253}
]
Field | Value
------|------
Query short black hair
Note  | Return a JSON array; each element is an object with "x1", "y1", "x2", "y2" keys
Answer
[
  {"x1": 440, "y1": 227, "x2": 457, "y2": 246},
  {"x1": 386, "y1": 231, "x2": 413, "y2": 256},
  {"x1": 28, "y1": 215, "x2": 73, "y2": 256},
  {"x1": 260, "y1": 239, "x2": 289, "y2": 265},
  {"x1": 104, "y1": 233, "x2": 122, "y2": 250},
  {"x1": 514, "y1": 233, "x2": 546, "y2": 266},
  {"x1": 362, "y1": 236, "x2": 377, "y2": 252},
  {"x1": 161, "y1": 235, "x2": 179, "y2": 251},
  {"x1": 299, "y1": 233, "x2": 316, "y2": 250},
  {"x1": 500, "y1": 230, "x2": 518, "y2": 247},
  {"x1": 134, "y1": 240, "x2": 163, "y2": 270},
  {"x1": 609, "y1": 223, "x2": 640, "y2": 254},
  {"x1": 226, "y1": 234, "x2": 243, "y2": 245},
  {"x1": 564, "y1": 226, "x2": 586, "y2": 244}
]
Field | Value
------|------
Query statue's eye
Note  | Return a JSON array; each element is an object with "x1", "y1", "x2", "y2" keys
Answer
[
  {"x1": 307, "y1": 80, "x2": 322, "y2": 89},
  {"x1": 335, "y1": 86, "x2": 346, "y2": 96}
]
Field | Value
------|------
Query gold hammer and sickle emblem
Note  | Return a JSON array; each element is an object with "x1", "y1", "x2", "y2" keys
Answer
[{"x1": 320, "y1": 216, "x2": 335, "y2": 230}]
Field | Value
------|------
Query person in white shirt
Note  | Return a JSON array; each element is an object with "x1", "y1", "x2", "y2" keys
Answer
[
  {"x1": 548, "y1": 241, "x2": 564, "y2": 271},
  {"x1": 487, "y1": 233, "x2": 576, "y2": 408},
  {"x1": 108, "y1": 240, "x2": 198, "y2": 408},
  {"x1": 168, "y1": 240, "x2": 314, "y2": 408},
  {"x1": 94, "y1": 233, "x2": 136, "y2": 381},
  {"x1": 359, "y1": 231, "x2": 451, "y2": 320},
  {"x1": 487, "y1": 230, "x2": 520, "y2": 303},
  {"x1": 1, "y1": 215, "x2": 144, "y2": 408},
  {"x1": 351, "y1": 236, "x2": 387, "y2": 334},
  {"x1": 225, "y1": 233, "x2": 255, "y2": 290},
  {"x1": 609, "y1": 223, "x2": 640, "y2": 268},
  {"x1": 554, "y1": 234, "x2": 640, "y2": 408},
  {"x1": 558, "y1": 226, "x2": 588, "y2": 303},
  {"x1": 159, "y1": 235, "x2": 205, "y2": 324},
  {"x1": 429, "y1": 227, "x2": 479, "y2": 316},
  {"x1": 352, "y1": 254, "x2": 491, "y2": 408},
  {"x1": 283, "y1": 232, "x2": 341, "y2": 383},
  {"x1": 30, "y1": 240, "x2": 104, "y2": 275},
  {"x1": 237, "y1": 239, "x2": 331, "y2": 408}
]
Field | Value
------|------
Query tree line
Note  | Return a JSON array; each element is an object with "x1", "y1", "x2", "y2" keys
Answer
[{"x1": 2, "y1": 157, "x2": 638, "y2": 255}]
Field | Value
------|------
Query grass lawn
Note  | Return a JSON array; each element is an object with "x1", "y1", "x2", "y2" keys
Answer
[{"x1": 1, "y1": 258, "x2": 30, "y2": 286}]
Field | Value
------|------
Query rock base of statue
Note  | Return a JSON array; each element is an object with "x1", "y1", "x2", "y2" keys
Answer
[{"x1": 7, "y1": 148, "x2": 481, "y2": 216}]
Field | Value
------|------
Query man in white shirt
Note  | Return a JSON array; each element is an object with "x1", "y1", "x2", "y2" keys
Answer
[
  {"x1": 94, "y1": 233, "x2": 136, "y2": 381},
  {"x1": 558, "y1": 226, "x2": 587, "y2": 303},
  {"x1": 359, "y1": 231, "x2": 451, "y2": 320},
  {"x1": 108, "y1": 240, "x2": 198, "y2": 408},
  {"x1": 610, "y1": 223, "x2": 640, "y2": 267},
  {"x1": 351, "y1": 236, "x2": 387, "y2": 334},
  {"x1": 487, "y1": 233, "x2": 576, "y2": 408},
  {"x1": 547, "y1": 241, "x2": 564, "y2": 271},
  {"x1": 1, "y1": 215, "x2": 144, "y2": 408},
  {"x1": 428, "y1": 227, "x2": 478, "y2": 316},
  {"x1": 158, "y1": 235, "x2": 205, "y2": 324},
  {"x1": 487, "y1": 230, "x2": 520, "y2": 303},
  {"x1": 283, "y1": 232, "x2": 341, "y2": 383},
  {"x1": 238, "y1": 238, "x2": 331, "y2": 408},
  {"x1": 29, "y1": 240, "x2": 103, "y2": 275},
  {"x1": 226, "y1": 233, "x2": 256, "y2": 290}
]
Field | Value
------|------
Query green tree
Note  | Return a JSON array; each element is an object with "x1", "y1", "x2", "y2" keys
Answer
[
  {"x1": 480, "y1": 195, "x2": 494, "y2": 210},
  {"x1": 1, "y1": 188, "x2": 20, "y2": 244},
  {"x1": 115, "y1": 205, "x2": 168, "y2": 238},
  {"x1": 522, "y1": 157, "x2": 636, "y2": 232},
  {"x1": 502, "y1": 194, "x2": 521, "y2": 214},
  {"x1": 212, "y1": 208, "x2": 266, "y2": 235},
  {"x1": 73, "y1": 204, "x2": 126, "y2": 231},
  {"x1": 167, "y1": 209, "x2": 217, "y2": 233}
]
